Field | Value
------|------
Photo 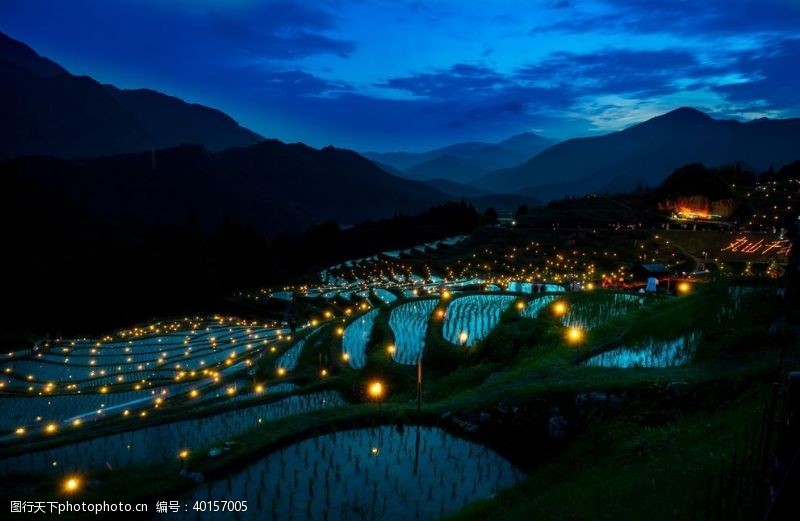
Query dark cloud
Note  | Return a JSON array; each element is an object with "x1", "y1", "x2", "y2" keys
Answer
[
  {"x1": 207, "y1": 2, "x2": 355, "y2": 59},
  {"x1": 367, "y1": 38, "x2": 800, "y2": 140},
  {"x1": 377, "y1": 64, "x2": 512, "y2": 99},
  {"x1": 515, "y1": 48, "x2": 718, "y2": 97},
  {"x1": 255, "y1": 69, "x2": 353, "y2": 96},
  {"x1": 534, "y1": 0, "x2": 800, "y2": 36},
  {"x1": 267, "y1": 91, "x2": 593, "y2": 150},
  {"x1": 375, "y1": 63, "x2": 575, "y2": 133},
  {"x1": 250, "y1": 31, "x2": 354, "y2": 59},
  {"x1": 712, "y1": 37, "x2": 800, "y2": 112},
  {"x1": 379, "y1": 49, "x2": 726, "y2": 109},
  {"x1": 374, "y1": 48, "x2": 724, "y2": 129}
]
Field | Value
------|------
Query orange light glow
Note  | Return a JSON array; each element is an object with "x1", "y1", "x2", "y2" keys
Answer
[
  {"x1": 566, "y1": 327, "x2": 584, "y2": 344},
  {"x1": 63, "y1": 476, "x2": 81, "y2": 493},
  {"x1": 675, "y1": 206, "x2": 711, "y2": 220},
  {"x1": 368, "y1": 380, "x2": 384, "y2": 400}
]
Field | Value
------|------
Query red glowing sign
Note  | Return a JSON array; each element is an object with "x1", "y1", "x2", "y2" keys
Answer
[{"x1": 720, "y1": 237, "x2": 791, "y2": 256}]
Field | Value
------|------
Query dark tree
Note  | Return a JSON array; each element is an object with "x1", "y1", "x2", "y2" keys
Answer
[{"x1": 483, "y1": 207, "x2": 498, "y2": 225}]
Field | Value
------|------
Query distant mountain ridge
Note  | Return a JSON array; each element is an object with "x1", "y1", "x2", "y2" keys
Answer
[
  {"x1": 0, "y1": 32, "x2": 263, "y2": 160},
  {"x1": 0, "y1": 139, "x2": 451, "y2": 236},
  {"x1": 478, "y1": 107, "x2": 800, "y2": 200},
  {"x1": 404, "y1": 154, "x2": 487, "y2": 182},
  {"x1": 421, "y1": 178, "x2": 490, "y2": 197},
  {"x1": 364, "y1": 132, "x2": 556, "y2": 183}
]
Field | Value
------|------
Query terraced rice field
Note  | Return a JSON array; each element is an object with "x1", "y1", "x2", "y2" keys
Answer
[
  {"x1": 389, "y1": 300, "x2": 438, "y2": 365},
  {"x1": 520, "y1": 295, "x2": 557, "y2": 318},
  {"x1": 585, "y1": 332, "x2": 699, "y2": 368},
  {"x1": 275, "y1": 339, "x2": 307, "y2": 373},
  {"x1": 1, "y1": 322, "x2": 288, "y2": 392},
  {"x1": 442, "y1": 295, "x2": 516, "y2": 346},
  {"x1": 0, "y1": 388, "x2": 170, "y2": 431},
  {"x1": 342, "y1": 309, "x2": 379, "y2": 369},
  {"x1": 562, "y1": 293, "x2": 646, "y2": 329},
  {"x1": 0, "y1": 391, "x2": 345, "y2": 475},
  {"x1": 507, "y1": 281, "x2": 564, "y2": 294},
  {"x1": 194, "y1": 381, "x2": 298, "y2": 405},
  {"x1": 373, "y1": 288, "x2": 398, "y2": 304}
]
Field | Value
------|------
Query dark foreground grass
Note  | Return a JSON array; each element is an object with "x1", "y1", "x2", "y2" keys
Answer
[{"x1": 449, "y1": 384, "x2": 772, "y2": 521}]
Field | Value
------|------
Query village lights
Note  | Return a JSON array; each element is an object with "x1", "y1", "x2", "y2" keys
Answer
[
  {"x1": 516, "y1": 301, "x2": 526, "y2": 311},
  {"x1": 677, "y1": 282, "x2": 691, "y2": 294},
  {"x1": 458, "y1": 331, "x2": 469, "y2": 346},
  {"x1": 386, "y1": 344, "x2": 396, "y2": 355},
  {"x1": 44, "y1": 423, "x2": 58, "y2": 434},
  {"x1": 277, "y1": 367, "x2": 287, "y2": 377}
]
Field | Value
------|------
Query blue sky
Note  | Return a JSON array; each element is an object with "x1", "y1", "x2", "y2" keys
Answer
[{"x1": 2, "y1": 0, "x2": 799, "y2": 151}]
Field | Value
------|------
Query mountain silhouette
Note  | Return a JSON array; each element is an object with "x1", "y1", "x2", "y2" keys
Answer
[
  {"x1": 364, "y1": 132, "x2": 556, "y2": 182},
  {"x1": 1, "y1": 140, "x2": 450, "y2": 236},
  {"x1": 0, "y1": 32, "x2": 262, "y2": 160},
  {"x1": 404, "y1": 154, "x2": 487, "y2": 182},
  {"x1": 477, "y1": 107, "x2": 800, "y2": 199}
]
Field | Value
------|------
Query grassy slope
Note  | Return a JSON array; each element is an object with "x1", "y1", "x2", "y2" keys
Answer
[
  {"x1": 449, "y1": 384, "x2": 770, "y2": 521},
  {"x1": 444, "y1": 282, "x2": 790, "y2": 519}
]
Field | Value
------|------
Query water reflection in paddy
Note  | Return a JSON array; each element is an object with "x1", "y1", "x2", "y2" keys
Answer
[
  {"x1": 585, "y1": 333, "x2": 699, "y2": 368},
  {"x1": 0, "y1": 391, "x2": 344, "y2": 475},
  {"x1": 172, "y1": 425, "x2": 523, "y2": 521}
]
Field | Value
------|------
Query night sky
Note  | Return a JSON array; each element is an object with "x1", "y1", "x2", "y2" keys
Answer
[{"x1": 2, "y1": 0, "x2": 799, "y2": 151}]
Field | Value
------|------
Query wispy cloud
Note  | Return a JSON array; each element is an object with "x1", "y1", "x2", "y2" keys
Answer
[
  {"x1": 376, "y1": 64, "x2": 512, "y2": 99},
  {"x1": 206, "y1": 1, "x2": 356, "y2": 59}
]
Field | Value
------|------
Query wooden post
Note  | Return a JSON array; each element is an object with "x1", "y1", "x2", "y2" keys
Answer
[{"x1": 417, "y1": 356, "x2": 423, "y2": 413}]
